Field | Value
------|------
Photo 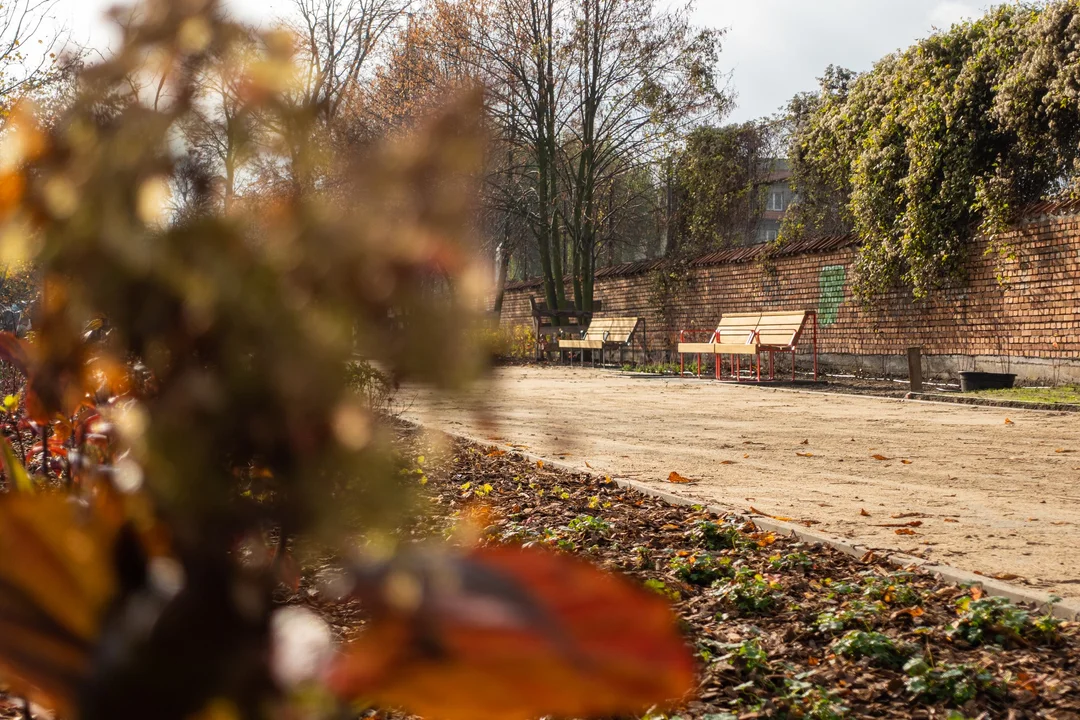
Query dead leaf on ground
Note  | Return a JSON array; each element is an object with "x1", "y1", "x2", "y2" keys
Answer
[
  {"x1": 749, "y1": 506, "x2": 796, "y2": 522},
  {"x1": 860, "y1": 551, "x2": 877, "y2": 563},
  {"x1": 800, "y1": 439, "x2": 809, "y2": 445},
  {"x1": 878, "y1": 521, "x2": 923, "y2": 528},
  {"x1": 860, "y1": 509, "x2": 871, "y2": 517},
  {"x1": 536, "y1": 460, "x2": 544, "y2": 469},
  {"x1": 487, "y1": 450, "x2": 507, "y2": 458},
  {"x1": 975, "y1": 571, "x2": 1022, "y2": 582},
  {"x1": 891, "y1": 606, "x2": 926, "y2": 620},
  {"x1": 668, "y1": 471, "x2": 694, "y2": 484},
  {"x1": 895, "y1": 528, "x2": 919, "y2": 536},
  {"x1": 891, "y1": 513, "x2": 926, "y2": 519},
  {"x1": 719, "y1": 461, "x2": 736, "y2": 466},
  {"x1": 901, "y1": 459, "x2": 913, "y2": 465},
  {"x1": 796, "y1": 452, "x2": 814, "y2": 458},
  {"x1": 584, "y1": 461, "x2": 593, "y2": 469},
  {"x1": 871, "y1": 454, "x2": 891, "y2": 461},
  {"x1": 943, "y1": 518, "x2": 960, "y2": 523},
  {"x1": 1005, "y1": 418, "x2": 1015, "y2": 425}
]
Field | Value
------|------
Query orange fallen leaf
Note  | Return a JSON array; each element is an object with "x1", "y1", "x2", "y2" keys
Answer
[
  {"x1": 871, "y1": 454, "x2": 891, "y2": 461},
  {"x1": 743, "y1": 454, "x2": 750, "y2": 459},
  {"x1": 331, "y1": 547, "x2": 695, "y2": 720},
  {"x1": 667, "y1": 471, "x2": 694, "y2": 484},
  {"x1": 660, "y1": 524, "x2": 680, "y2": 531},
  {"x1": 536, "y1": 460, "x2": 544, "y2": 469},
  {"x1": 796, "y1": 452, "x2": 813, "y2": 458},
  {"x1": 1005, "y1": 418, "x2": 1014, "y2": 425},
  {"x1": 971, "y1": 586, "x2": 984, "y2": 600},
  {"x1": 487, "y1": 450, "x2": 507, "y2": 458},
  {"x1": 943, "y1": 518, "x2": 959, "y2": 523},
  {"x1": 891, "y1": 606, "x2": 925, "y2": 620},
  {"x1": 860, "y1": 509, "x2": 871, "y2": 517},
  {"x1": 584, "y1": 461, "x2": 593, "y2": 469},
  {"x1": 878, "y1": 521, "x2": 923, "y2": 528},
  {"x1": 719, "y1": 461, "x2": 736, "y2": 466},
  {"x1": 749, "y1": 506, "x2": 795, "y2": 522},
  {"x1": 895, "y1": 528, "x2": 918, "y2": 536},
  {"x1": 901, "y1": 459, "x2": 913, "y2": 465}
]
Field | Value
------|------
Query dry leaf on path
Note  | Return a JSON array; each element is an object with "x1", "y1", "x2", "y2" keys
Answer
[
  {"x1": 895, "y1": 528, "x2": 919, "y2": 536},
  {"x1": 487, "y1": 450, "x2": 506, "y2": 458},
  {"x1": 536, "y1": 460, "x2": 544, "y2": 469},
  {"x1": 877, "y1": 521, "x2": 923, "y2": 528},
  {"x1": 901, "y1": 460, "x2": 913, "y2": 465},
  {"x1": 871, "y1": 454, "x2": 891, "y2": 461},
  {"x1": 944, "y1": 518, "x2": 960, "y2": 523},
  {"x1": 796, "y1": 452, "x2": 814, "y2": 458},
  {"x1": 860, "y1": 509, "x2": 871, "y2": 517},
  {"x1": 749, "y1": 506, "x2": 796, "y2": 522},
  {"x1": 720, "y1": 461, "x2": 736, "y2": 465},
  {"x1": 800, "y1": 439, "x2": 809, "y2": 445},
  {"x1": 668, "y1": 471, "x2": 694, "y2": 484},
  {"x1": 1005, "y1": 418, "x2": 1014, "y2": 425}
]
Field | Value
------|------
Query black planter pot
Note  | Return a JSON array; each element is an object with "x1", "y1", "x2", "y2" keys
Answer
[{"x1": 959, "y1": 371, "x2": 1016, "y2": 392}]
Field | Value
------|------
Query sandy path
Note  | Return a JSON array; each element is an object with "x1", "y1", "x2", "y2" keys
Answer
[{"x1": 402, "y1": 366, "x2": 1080, "y2": 600}]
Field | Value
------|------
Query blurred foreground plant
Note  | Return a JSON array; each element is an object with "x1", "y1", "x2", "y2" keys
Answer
[{"x1": 0, "y1": 2, "x2": 694, "y2": 720}]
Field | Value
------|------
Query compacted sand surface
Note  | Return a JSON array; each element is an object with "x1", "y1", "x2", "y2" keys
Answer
[{"x1": 403, "y1": 366, "x2": 1080, "y2": 600}]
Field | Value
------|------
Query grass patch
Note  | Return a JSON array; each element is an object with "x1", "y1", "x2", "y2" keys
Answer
[{"x1": 968, "y1": 384, "x2": 1080, "y2": 405}]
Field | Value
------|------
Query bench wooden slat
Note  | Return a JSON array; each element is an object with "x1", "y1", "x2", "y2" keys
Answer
[{"x1": 677, "y1": 342, "x2": 716, "y2": 354}]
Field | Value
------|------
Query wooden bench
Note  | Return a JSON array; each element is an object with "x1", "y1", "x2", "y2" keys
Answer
[
  {"x1": 677, "y1": 311, "x2": 818, "y2": 381},
  {"x1": 530, "y1": 297, "x2": 601, "y2": 360},
  {"x1": 559, "y1": 316, "x2": 644, "y2": 366}
]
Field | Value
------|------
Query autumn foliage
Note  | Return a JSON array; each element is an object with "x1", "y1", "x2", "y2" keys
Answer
[{"x1": 0, "y1": 1, "x2": 693, "y2": 719}]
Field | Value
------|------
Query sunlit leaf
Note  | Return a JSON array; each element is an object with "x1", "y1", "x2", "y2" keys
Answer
[
  {"x1": 1, "y1": 437, "x2": 33, "y2": 493},
  {"x1": 331, "y1": 547, "x2": 694, "y2": 720},
  {"x1": 667, "y1": 471, "x2": 693, "y2": 484},
  {"x1": 0, "y1": 494, "x2": 121, "y2": 713}
]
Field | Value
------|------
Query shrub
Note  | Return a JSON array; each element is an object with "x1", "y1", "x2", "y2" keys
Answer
[
  {"x1": 949, "y1": 595, "x2": 1062, "y2": 647},
  {"x1": 903, "y1": 659, "x2": 1003, "y2": 706},
  {"x1": 831, "y1": 630, "x2": 913, "y2": 668},
  {"x1": 669, "y1": 554, "x2": 732, "y2": 586}
]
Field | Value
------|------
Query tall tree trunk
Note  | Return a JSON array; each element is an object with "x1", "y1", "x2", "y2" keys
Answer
[{"x1": 493, "y1": 240, "x2": 512, "y2": 316}]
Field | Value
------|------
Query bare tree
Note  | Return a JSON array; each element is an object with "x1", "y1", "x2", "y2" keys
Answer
[
  {"x1": 182, "y1": 30, "x2": 264, "y2": 213},
  {"x1": 561, "y1": 0, "x2": 727, "y2": 310},
  {"x1": 0, "y1": 0, "x2": 70, "y2": 121},
  {"x1": 292, "y1": 0, "x2": 412, "y2": 122}
]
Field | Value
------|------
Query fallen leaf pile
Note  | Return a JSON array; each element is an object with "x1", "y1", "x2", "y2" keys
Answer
[{"x1": 284, "y1": 426, "x2": 1080, "y2": 720}]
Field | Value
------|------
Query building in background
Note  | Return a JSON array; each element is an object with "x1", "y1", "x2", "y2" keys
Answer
[{"x1": 755, "y1": 158, "x2": 793, "y2": 244}]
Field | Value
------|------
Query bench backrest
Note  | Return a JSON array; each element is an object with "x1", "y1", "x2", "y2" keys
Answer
[
  {"x1": 716, "y1": 313, "x2": 761, "y2": 345},
  {"x1": 583, "y1": 316, "x2": 640, "y2": 343},
  {"x1": 754, "y1": 311, "x2": 809, "y2": 347}
]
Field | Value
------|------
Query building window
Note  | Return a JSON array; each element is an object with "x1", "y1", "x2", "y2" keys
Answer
[
  {"x1": 766, "y1": 229, "x2": 779, "y2": 243},
  {"x1": 769, "y1": 190, "x2": 787, "y2": 212}
]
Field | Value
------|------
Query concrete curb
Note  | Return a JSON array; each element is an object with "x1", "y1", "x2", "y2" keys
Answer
[
  {"x1": 438, "y1": 428, "x2": 1080, "y2": 621},
  {"x1": 598, "y1": 367, "x2": 1080, "y2": 415},
  {"x1": 904, "y1": 392, "x2": 1080, "y2": 414}
]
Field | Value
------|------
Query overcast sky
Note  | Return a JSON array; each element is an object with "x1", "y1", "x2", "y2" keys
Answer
[{"x1": 58, "y1": 0, "x2": 992, "y2": 123}]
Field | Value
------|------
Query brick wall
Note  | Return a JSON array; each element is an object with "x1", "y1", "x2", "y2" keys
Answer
[{"x1": 495, "y1": 213, "x2": 1080, "y2": 383}]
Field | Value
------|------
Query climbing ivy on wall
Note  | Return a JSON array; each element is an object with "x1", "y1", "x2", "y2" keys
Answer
[{"x1": 784, "y1": 1, "x2": 1080, "y2": 300}]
